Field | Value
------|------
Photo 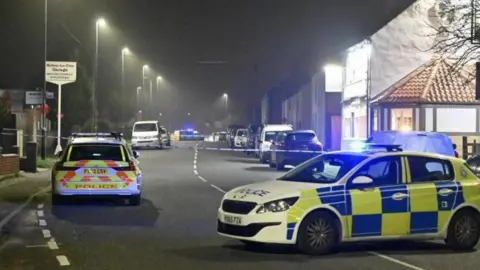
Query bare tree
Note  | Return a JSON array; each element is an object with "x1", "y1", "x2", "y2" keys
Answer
[{"x1": 422, "y1": 0, "x2": 480, "y2": 77}]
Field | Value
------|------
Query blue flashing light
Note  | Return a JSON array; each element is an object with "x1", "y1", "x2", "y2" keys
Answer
[{"x1": 349, "y1": 141, "x2": 366, "y2": 151}]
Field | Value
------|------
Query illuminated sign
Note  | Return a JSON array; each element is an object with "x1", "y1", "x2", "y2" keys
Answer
[{"x1": 324, "y1": 65, "x2": 343, "y2": 92}]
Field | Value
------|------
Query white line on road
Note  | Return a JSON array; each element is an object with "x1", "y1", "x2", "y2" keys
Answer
[
  {"x1": 42, "y1": 229, "x2": 51, "y2": 238},
  {"x1": 193, "y1": 164, "x2": 197, "y2": 169},
  {"x1": 210, "y1": 184, "x2": 226, "y2": 193},
  {"x1": 37, "y1": 204, "x2": 44, "y2": 209},
  {"x1": 37, "y1": 210, "x2": 44, "y2": 217},
  {"x1": 39, "y1": 219, "x2": 47, "y2": 226},
  {"x1": 368, "y1": 251, "x2": 426, "y2": 270},
  {"x1": 194, "y1": 170, "x2": 198, "y2": 175},
  {"x1": 193, "y1": 159, "x2": 197, "y2": 164},
  {"x1": 198, "y1": 176, "x2": 207, "y2": 182},
  {"x1": 48, "y1": 239, "x2": 59, "y2": 250},
  {"x1": 0, "y1": 186, "x2": 50, "y2": 231},
  {"x1": 56, "y1": 255, "x2": 71, "y2": 266}
]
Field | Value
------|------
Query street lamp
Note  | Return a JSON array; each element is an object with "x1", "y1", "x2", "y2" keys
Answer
[
  {"x1": 92, "y1": 17, "x2": 107, "y2": 132},
  {"x1": 156, "y1": 76, "x2": 163, "y2": 92},
  {"x1": 121, "y1": 47, "x2": 130, "y2": 91},
  {"x1": 223, "y1": 93, "x2": 228, "y2": 118}
]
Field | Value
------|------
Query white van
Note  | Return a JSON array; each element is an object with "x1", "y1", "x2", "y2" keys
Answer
[
  {"x1": 258, "y1": 124, "x2": 293, "y2": 163},
  {"x1": 131, "y1": 120, "x2": 163, "y2": 149}
]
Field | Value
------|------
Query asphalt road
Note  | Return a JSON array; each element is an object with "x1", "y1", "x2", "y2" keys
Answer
[{"x1": 1, "y1": 141, "x2": 480, "y2": 269}]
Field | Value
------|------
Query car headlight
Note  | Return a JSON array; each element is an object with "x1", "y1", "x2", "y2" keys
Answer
[{"x1": 256, "y1": 197, "x2": 299, "y2": 214}]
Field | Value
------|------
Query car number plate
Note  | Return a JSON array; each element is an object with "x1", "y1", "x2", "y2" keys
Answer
[
  {"x1": 224, "y1": 215, "x2": 242, "y2": 225},
  {"x1": 83, "y1": 168, "x2": 107, "y2": 175}
]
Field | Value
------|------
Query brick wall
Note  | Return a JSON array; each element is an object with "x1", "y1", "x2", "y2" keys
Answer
[{"x1": 0, "y1": 154, "x2": 20, "y2": 176}]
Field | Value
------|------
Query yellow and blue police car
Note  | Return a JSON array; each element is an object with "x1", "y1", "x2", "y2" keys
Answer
[
  {"x1": 51, "y1": 133, "x2": 143, "y2": 205},
  {"x1": 217, "y1": 144, "x2": 480, "y2": 255}
]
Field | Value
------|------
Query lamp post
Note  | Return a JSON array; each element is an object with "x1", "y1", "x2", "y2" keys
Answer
[
  {"x1": 92, "y1": 17, "x2": 107, "y2": 132},
  {"x1": 223, "y1": 93, "x2": 228, "y2": 119},
  {"x1": 121, "y1": 47, "x2": 130, "y2": 94}
]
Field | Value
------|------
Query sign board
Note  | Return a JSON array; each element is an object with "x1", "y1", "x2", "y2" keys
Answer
[
  {"x1": 25, "y1": 91, "x2": 55, "y2": 105},
  {"x1": 45, "y1": 61, "x2": 77, "y2": 85}
]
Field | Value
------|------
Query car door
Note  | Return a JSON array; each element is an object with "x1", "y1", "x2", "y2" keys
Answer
[
  {"x1": 405, "y1": 155, "x2": 457, "y2": 235},
  {"x1": 346, "y1": 156, "x2": 408, "y2": 238}
]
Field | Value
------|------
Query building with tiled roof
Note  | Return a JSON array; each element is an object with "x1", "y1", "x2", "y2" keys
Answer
[
  {"x1": 371, "y1": 58, "x2": 477, "y2": 105},
  {"x1": 369, "y1": 57, "x2": 480, "y2": 136}
]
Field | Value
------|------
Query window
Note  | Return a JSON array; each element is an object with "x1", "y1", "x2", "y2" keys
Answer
[
  {"x1": 159, "y1": 127, "x2": 167, "y2": 134},
  {"x1": 391, "y1": 108, "x2": 413, "y2": 131},
  {"x1": 286, "y1": 132, "x2": 316, "y2": 142},
  {"x1": 68, "y1": 144, "x2": 125, "y2": 161},
  {"x1": 351, "y1": 156, "x2": 401, "y2": 186},
  {"x1": 134, "y1": 123, "x2": 157, "y2": 132},
  {"x1": 372, "y1": 109, "x2": 378, "y2": 131},
  {"x1": 407, "y1": 156, "x2": 454, "y2": 183},
  {"x1": 277, "y1": 153, "x2": 368, "y2": 184}
]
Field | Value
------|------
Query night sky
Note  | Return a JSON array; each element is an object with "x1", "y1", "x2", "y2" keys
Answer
[{"x1": 0, "y1": 0, "x2": 414, "y2": 127}]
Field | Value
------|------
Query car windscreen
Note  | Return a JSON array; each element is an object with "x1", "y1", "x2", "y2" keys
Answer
[
  {"x1": 237, "y1": 130, "x2": 246, "y2": 136},
  {"x1": 67, "y1": 144, "x2": 125, "y2": 161},
  {"x1": 277, "y1": 153, "x2": 368, "y2": 184},
  {"x1": 265, "y1": 131, "x2": 287, "y2": 142},
  {"x1": 133, "y1": 123, "x2": 157, "y2": 132},
  {"x1": 159, "y1": 128, "x2": 167, "y2": 134}
]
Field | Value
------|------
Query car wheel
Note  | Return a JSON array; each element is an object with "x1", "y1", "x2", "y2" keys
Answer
[
  {"x1": 129, "y1": 194, "x2": 141, "y2": 206},
  {"x1": 445, "y1": 208, "x2": 480, "y2": 250},
  {"x1": 297, "y1": 211, "x2": 340, "y2": 255}
]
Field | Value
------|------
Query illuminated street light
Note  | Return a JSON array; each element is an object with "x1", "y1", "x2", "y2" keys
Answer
[
  {"x1": 157, "y1": 76, "x2": 163, "y2": 82},
  {"x1": 96, "y1": 18, "x2": 107, "y2": 27},
  {"x1": 92, "y1": 17, "x2": 108, "y2": 132}
]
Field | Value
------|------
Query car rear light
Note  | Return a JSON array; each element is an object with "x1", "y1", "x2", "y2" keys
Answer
[{"x1": 114, "y1": 161, "x2": 136, "y2": 171}]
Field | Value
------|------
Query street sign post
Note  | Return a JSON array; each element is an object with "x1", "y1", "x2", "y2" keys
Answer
[{"x1": 45, "y1": 61, "x2": 77, "y2": 154}]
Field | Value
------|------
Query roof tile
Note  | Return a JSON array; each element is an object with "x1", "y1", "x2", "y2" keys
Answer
[{"x1": 372, "y1": 58, "x2": 478, "y2": 104}]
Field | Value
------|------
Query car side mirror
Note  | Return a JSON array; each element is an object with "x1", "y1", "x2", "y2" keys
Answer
[
  {"x1": 133, "y1": 151, "x2": 140, "y2": 159},
  {"x1": 351, "y1": 175, "x2": 374, "y2": 186}
]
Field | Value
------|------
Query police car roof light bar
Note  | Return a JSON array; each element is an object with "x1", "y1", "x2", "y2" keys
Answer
[
  {"x1": 365, "y1": 144, "x2": 403, "y2": 152},
  {"x1": 71, "y1": 132, "x2": 123, "y2": 140}
]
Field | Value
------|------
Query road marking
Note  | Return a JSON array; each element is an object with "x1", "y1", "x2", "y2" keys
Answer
[
  {"x1": 0, "y1": 186, "x2": 50, "y2": 231},
  {"x1": 56, "y1": 255, "x2": 70, "y2": 266},
  {"x1": 198, "y1": 176, "x2": 207, "y2": 182},
  {"x1": 194, "y1": 170, "x2": 198, "y2": 175},
  {"x1": 37, "y1": 204, "x2": 44, "y2": 209},
  {"x1": 39, "y1": 219, "x2": 47, "y2": 226},
  {"x1": 193, "y1": 159, "x2": 197, "y2": 164},
  {"x1": 210, "y1": 184, "x2": 226, "y2": 193},
  {"x1": 48, "y1": 239, "x2": 59, "y2": 250},
  {"x1": 193, "y1": 164, "x2": 197, "y2": 169},
  {"x1": 37, "y1": 210, "x2": 44, "y2": 217},
  {"x1": 42, "y1": 229, "x2": 51, "y2": 238},
  {"x1": 26, "y1": 244, "x2": 48, "y2": 248},
  {"x1": 368, "y1": 251, "x2": 426, "y2": 270}
]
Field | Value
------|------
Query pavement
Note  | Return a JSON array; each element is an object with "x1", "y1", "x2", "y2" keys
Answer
[{"x1": 0, "y1": 141, "x2": 480, "y2": 269}]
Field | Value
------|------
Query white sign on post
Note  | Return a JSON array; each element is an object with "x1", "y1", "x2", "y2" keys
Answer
[
  {"x1": 45, "y1": 61, "x2": 77, "y2": 155},
  {"x1": 46, "y1": 61, "x2": 77, "y2": 84}
]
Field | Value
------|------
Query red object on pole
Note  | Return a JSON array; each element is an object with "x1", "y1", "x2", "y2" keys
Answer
[
  {"x1": 57, "y1": 113, "x2": 64, "y2": 119},
  {"x1": 39, "y1": 104, "x2": 49, "y2": 114}
]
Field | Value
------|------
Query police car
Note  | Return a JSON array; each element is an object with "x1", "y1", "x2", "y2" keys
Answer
[
  {"x1": 51, "y1": 133, "x2": 142, "y2": 205},
  {"x1": 217, "y1": 144, "x2": 480, "y2": 255}
]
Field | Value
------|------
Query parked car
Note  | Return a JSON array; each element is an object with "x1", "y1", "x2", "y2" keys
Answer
[
  {"x1": 257, "y1": 124, "x2": 293, "y2": 163},
  {"x1": 269, "y1": 130, "x2": 323, "y2": 170},
  {"x1": 234, "y1": 128, "x2": 247, "y2": 148},
  {"x1": 227, "y1": 125, "x2": 245, "y2": 148}
]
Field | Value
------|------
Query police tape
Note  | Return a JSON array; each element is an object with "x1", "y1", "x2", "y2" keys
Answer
[{"x1": 166, "y1": 144, "x2": 324, "y2": 154}]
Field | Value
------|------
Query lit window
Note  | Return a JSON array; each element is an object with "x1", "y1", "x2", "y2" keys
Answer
[{"x1": 391, "y1": 108, "x2": 413, "y2": 131}]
